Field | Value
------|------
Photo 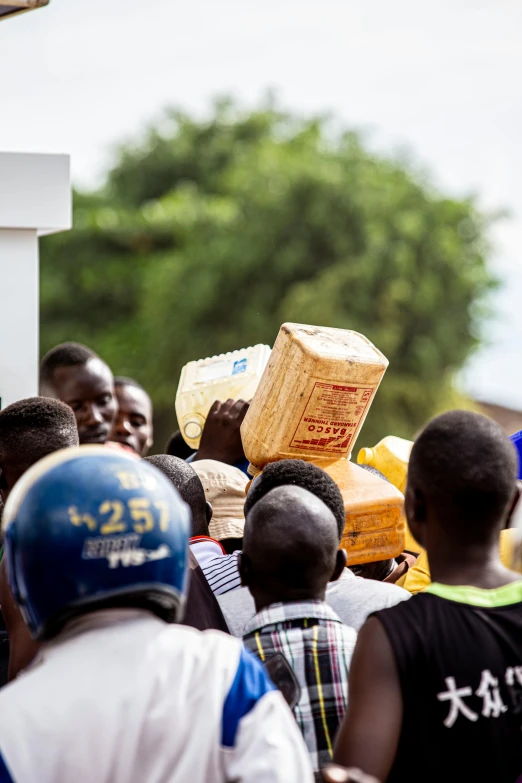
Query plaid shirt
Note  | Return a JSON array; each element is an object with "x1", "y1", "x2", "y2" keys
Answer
[{"x1": 243, "y1": 601, "x2": 357, "y2": 773}]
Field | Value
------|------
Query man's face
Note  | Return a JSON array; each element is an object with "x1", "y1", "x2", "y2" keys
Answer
[
  {"x1": 110, "y1": 384, "x2": 153, "y2": 457},
  {"x1": 51, "y1": 359, "x2": 117, "y2": 444}
]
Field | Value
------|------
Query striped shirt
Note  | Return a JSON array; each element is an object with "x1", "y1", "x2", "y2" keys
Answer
[
  {"x1": 190, "y1": 538, "x2": 242, "y2": 596},
  {"x1": 243, "y1": 601, "x2": 357, "y2": 774}
]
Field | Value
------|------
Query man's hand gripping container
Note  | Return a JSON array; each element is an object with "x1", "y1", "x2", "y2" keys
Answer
[{"x1": 176, "y1": 344, "x2": 271, "y2": 450}]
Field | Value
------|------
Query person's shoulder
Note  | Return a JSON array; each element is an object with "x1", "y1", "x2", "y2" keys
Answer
[
  {"x1": 149, "y1": 625, "x2": 247, "y2": 696},
  {"x1": 198, "y1": 627, "x2": 244, "y2": 649},
  {"x1": 333, "y1": 616, "x2": 358, "y2": 651},
  {"x1": 322, "y1": 602, "x2": 358, "y2": 642},
  {"x1": 365, "y1": 578, "x2": 411, "y2": 605},
  {"x1": 325, "y1": 570, "x2": 410, "y2": 631},
  {"x1": 217, "y1": 585, "x2": 252, "y2": 609},
  {"x1": 331, "y1": 569, "x2": 410, "y2": 606},
  {"x1": 160, "y1": 623, "x2": 240, "y2": 656},
  {"x1": 371, "y1": 589, "x2": 432, "y2": 626},
  {"x1": 217, "y1": 586, "x2": 257, "y2": 637},
  {"x1": 217, "y1": 586, "x2": 256, "y2": 620},
  {"x1": 132, "y1": 621, "x2": 239, "y2": 679}
]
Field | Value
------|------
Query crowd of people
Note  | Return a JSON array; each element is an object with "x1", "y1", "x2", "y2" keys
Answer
[{"x1": 0, "y1": 340, "x2": 521, "y2": 782}]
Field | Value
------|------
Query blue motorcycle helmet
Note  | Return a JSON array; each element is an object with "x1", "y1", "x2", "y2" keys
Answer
[
  {"x1": 2, "y1": 446, "x2": 191, "y2": 640},
  {"x1": 510, "y1": 430, "x2": 522, "y2": 480}
]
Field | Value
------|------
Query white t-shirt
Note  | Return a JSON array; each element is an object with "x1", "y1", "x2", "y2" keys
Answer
[{"x1": 0, "y1": 609, "x2": 313, "y2": 783}]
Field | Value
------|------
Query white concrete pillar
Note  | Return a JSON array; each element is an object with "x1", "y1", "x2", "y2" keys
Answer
[{"x1": 0, "y1": 152, "x2": 71, "y2": 409}]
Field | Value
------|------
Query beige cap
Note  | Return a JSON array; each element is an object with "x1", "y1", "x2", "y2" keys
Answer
[{"x1": 192, "y1": 459, "x2": 248, "y2": 540}]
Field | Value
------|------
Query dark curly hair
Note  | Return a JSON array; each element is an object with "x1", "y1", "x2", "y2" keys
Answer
[
  {"x1": 0, "y1": 397, "x2": 79, "y2": 491},
  {"x1": 244, "y1": 459, "x2": 345, "y2": 540}
]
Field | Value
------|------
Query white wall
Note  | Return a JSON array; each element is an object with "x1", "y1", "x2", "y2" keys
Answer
[
  {"x1": 0, "y1": 229, "x2": 39, "y2": 408},
  {"x1": 0, "y1": 152, "x2": 71, "y2": 409}
]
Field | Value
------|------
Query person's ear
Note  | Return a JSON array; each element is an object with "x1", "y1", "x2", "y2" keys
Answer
[
  {"x1": 405, "y1": 484, "x2": 426, "y2": 522},
  {"x1": 506, "y1": 482, "x2": 522, "y2": 530},
  {"x1": 205, "y1": 502, "x2": 213, "y2": 524},
  {"x1": 329, "y1": 548, "x2": 347, "y2": 583},
  {"x1": 239, "y1": 552, "x2": 252, "y2": 588},
  {"x1": 405, "y1": 484, "x2": 427, "y2": 545}
]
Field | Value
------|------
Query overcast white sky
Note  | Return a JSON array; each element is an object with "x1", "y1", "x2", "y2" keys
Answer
[{"x1": 1, "y1": 0, "x2": 521, "y2": 408}]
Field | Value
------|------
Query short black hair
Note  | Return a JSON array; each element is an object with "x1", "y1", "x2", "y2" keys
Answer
[
  {"x1": 165, "y1": 430, "x2": 196, "y2": 460},
  {"x1": 143, "y1": 454, "x2": 207, "y2": 537},
  {"x1": 0, "y1": 397, "x2": 79, "y2": 475},
  {"x1": 244, "y1": 486, "x2": 340, "y2": 593},
  {"x1": 114, "y1": 376, "x2": 148, "y2": 394},
  {"x1": 40, "y1": 342, "x2": 97, "y2": 391},
  {"x1": 409, "y1": 410, "x2": 518, "y2": 537},
  {"x1": 245, "y1": 459, "x2": 346, "y2": 540}
]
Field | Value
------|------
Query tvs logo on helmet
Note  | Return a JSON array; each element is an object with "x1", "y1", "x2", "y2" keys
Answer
[
  {"x1": 82, "y1": 533, "x2": 172, "y2": 568},
  {"x1": 107, "y1": 544, "x2": 172, "y2": 569}
]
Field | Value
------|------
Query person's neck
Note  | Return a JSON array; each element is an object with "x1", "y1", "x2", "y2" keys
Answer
[
  {"x1": 428, "y1": 536, "x2": 520, "y2": 590},
  {"x1": 253, "y1": 587, "x2": 326, "y2": 614}
]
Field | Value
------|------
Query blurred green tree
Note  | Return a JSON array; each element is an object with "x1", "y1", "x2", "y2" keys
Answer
[{"x1": 40, "y1": 99, "x2": 496, "y2": 451}]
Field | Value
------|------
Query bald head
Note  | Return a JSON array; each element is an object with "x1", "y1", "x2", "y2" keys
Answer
[{"x1": 241, "y1": 485, "x2": 346, "y2": 609}]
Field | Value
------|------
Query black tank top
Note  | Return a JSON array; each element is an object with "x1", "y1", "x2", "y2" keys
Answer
[{"x1": 375, "y1": 581, "x2": 522, "y2": 783}]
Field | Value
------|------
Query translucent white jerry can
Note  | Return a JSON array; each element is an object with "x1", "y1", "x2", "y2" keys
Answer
[{"x1": 176, "y1": 344, "x2": 271, "y2": 449}]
